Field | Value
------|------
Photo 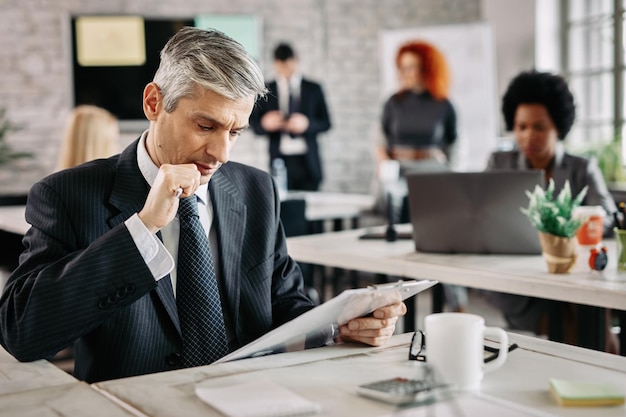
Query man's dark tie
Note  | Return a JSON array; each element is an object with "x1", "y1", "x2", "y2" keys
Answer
[
  {"x1": 176, "y1": 196, "x2": 228, "y2": 367},
  {"x1": 288, "y1": 89, "x2": 299, "y2": 115},
  {"x1": 287, "y1": 87, "x2": 300, "y2": 138}
]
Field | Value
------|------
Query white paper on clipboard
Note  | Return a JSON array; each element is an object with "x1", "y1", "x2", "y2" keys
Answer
[{"x1": 216, "y1": 279, "x2": 438, "y2": 364}]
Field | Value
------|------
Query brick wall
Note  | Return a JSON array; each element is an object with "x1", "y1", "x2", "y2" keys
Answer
[{"x1": 0, "y1": 0, "x2": 480, "y2": 195}]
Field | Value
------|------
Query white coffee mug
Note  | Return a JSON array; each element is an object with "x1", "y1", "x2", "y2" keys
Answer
[{"x1": 424, "y1": 313, "x2": 509, "y2": 391}]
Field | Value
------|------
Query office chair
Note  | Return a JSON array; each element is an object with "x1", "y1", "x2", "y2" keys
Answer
[
  {"x1": 280, "y1": 199, "x2": 320, "y2": 305},
  {"x1": 0, "y1": 194, "x2": 27, "y2": 274},
  {"x1": 280, "y1": 199, "x2": 308, "y2": 238}
]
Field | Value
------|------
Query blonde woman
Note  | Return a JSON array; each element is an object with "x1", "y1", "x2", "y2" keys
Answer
[{"x1": 57, "y1": 105, "x2": 119, "y2": 170}]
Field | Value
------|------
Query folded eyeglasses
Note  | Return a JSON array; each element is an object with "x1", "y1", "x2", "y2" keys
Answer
[{"x1": 409, "y1": 330, "x2": 518, "y2": 362}]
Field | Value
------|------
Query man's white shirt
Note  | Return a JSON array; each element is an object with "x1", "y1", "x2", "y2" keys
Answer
[{"x1": 124, "y1": 132, "x2": 221, "y2": 296}]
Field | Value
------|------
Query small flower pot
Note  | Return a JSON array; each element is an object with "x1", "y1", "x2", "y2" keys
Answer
[{"x1": 538, "y1": 231, "x2": 577, "y2": 274}]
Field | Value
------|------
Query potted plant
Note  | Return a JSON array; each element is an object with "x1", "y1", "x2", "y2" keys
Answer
[
  {"x1": 521, "y1": 179, "x2": 587, "y2": 273},
  {"x1": 0, "y1": 107, "x2": 32, "y2": 165},
  {"x1": 579, "y1": 135, "x2": 626, "y2": 207},
  {"x1": 581, "y1": 135, "x2": 626, "y2": 185}
]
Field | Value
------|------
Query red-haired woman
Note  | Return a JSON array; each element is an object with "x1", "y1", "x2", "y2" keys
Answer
[
  {"x1": 377, "y1": 41, "x2": 465, "y2": 313},
  {"x1": 380, "y1": 40, "x2": 457, "y2": 167},
  {"x1": 377, "y1": 41, "x2": 458, "y2": 223}
]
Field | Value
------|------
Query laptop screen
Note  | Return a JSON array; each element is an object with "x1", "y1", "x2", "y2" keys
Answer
[{"x1": 406, "y1": 170, "x2": 544, "y2": 254}]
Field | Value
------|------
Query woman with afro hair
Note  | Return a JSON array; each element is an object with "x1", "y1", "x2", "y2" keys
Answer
[
  {"x1": 484, "y1": 70, "x2": 618, "y2": 352},
  {"x1": 488, "y1": 70, "x2": 615, "y2": 234}
]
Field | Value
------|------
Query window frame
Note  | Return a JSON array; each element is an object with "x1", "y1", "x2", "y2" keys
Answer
[{"x1": 560, "y1": 0, "x2": 624, "y2": 154}]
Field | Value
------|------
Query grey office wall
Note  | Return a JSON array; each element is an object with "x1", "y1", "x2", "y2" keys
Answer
[{"x1": 0, "y1": 0, "x2": 480, "y2": 194}]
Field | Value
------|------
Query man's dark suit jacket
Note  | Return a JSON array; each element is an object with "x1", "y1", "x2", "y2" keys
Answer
[
  {"x1": 0, "y1": 139, "x2": 315, "y2": 383},
  {"x1": 250, "y1": 78, "x2": 331, "y2": 186}
]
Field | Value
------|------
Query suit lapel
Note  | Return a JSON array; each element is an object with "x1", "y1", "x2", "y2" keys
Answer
[
  {"x1": 106, "y1": 139, "x2": 180, "y2": 335},
  {"x1": 209, "y1": 168, "x2": 246, "y2": 331},
  {"x1": 154, "y1": 276, "x2": 179, "y2": 335},
  {"x1": 299, "y1": 79, "x2": 313, "y2": 113},
  {"x1": 268, "y1": 81, "x2": 280, "y2": 111},
  {"x1": 155, "y1": 231, "x2": 180, "y2": 336},
  {"x1": 108, "y1": 139, "x2": 150, "y2": 228}
]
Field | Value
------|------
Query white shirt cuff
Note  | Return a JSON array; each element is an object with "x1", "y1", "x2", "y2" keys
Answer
[{"x1": 125, "y1": 213, "x2": 174, "y2": 281}]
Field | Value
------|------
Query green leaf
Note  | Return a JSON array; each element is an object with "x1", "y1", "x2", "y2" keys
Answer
[
  {"x1": 521, "y1": 179, "x2": 587, "y2": 238},
  {"x1": 0, "y1": 107, "x2": 31, "y2": 165}
]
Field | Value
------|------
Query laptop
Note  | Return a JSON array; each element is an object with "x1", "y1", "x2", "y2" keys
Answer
[{"x1": 406, "y1": 170, "x2": 544, "y2": 254}]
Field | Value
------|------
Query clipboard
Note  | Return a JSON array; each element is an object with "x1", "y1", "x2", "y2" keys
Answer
[{"x1": 216, "y1": 279, "x2": 438, "y2": 364}]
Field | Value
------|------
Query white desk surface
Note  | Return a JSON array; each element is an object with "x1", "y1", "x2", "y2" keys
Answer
[
  {"x1": 0, "y1": 382, "x2": 138, "y2": 417},
  {"x1": 0, "y1": 192, "x2": 375, "y2": 236},
  {"x1": 0, "y1": 345, "x2": 135, "y2": 417},
  {"x1": 0, "y1": 206, "x2": 28, "y2": 236},
  {"x1": 93, "y1": 332, "x2": 626, "y2": 417},
  {"x1": 0, "y1": 344, "x2": 76, "y2": 396},
  {"x1": 0, "y1": 344, "x2": 145, "y2": 416},
  {"x1": 287, "y1": 224, "x2": 626, "y2": 310},
  {"x1": 285, "y1": 191, "x2": 375, "y2": 222}
]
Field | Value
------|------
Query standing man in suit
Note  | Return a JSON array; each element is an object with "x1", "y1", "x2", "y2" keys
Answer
[
  {"x1": 0, "y1": 28, "x2": 405, "y2": 383},
  {"x1": 250, "y1": 43, "x2": 331, "y2": 191}
]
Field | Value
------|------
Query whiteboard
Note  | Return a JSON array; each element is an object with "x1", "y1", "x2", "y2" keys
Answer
[{"x1": 380, "y1": 22, "x2": 498, "y2": 171}]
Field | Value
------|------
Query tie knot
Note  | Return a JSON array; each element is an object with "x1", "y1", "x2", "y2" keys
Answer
[{"x1": 178, "y1": 196, "x2": 199, "y2": 219}]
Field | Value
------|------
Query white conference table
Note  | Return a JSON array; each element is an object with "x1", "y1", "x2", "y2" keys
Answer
[
  {"x1": 0, "y1": 382, "x2": 138, "y2": 417},
  {"x1": 0, "y1": 191, "x2": 376, "y2": 236},
  {"x1": 0, "y1": 192, "x2": 375, "y2": 295},
  {"x1": 0, "y1": 343, "x2": 76, "y2": 396},
  {"x1": 0, "y1": 206, "x2": 28, "y2": 235},
  {"x1": 284, "y1": 190, "x2": 375, "y2": 229},
  {"x1": 286, "y1": 224, "x2": 626, "y2": 353},
  {"x1": 0, "y1": 345, "x2": 135, "y2": 417},
  {"x1": 2, "y1": 328, "x2": 625, "y2": 416},
  {"x1": 287, "y1": 224, "x2": 626, "y2": 309},
  {"x1": 92, "y1": 332, "x2": 626, "y2": 417}
]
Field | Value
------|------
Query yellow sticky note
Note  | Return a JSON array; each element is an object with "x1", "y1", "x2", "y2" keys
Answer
[{"x1": 549, "y1": 378, "x2": 625, "y2": 407}]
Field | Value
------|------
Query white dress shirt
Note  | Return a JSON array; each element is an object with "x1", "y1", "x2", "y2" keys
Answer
[
  {"x1": 124, "y1": 131, "x2": 220, "y2": 296},
  {"x1": 277, "y1": 73, "x2": 308, "y2": 155}
]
